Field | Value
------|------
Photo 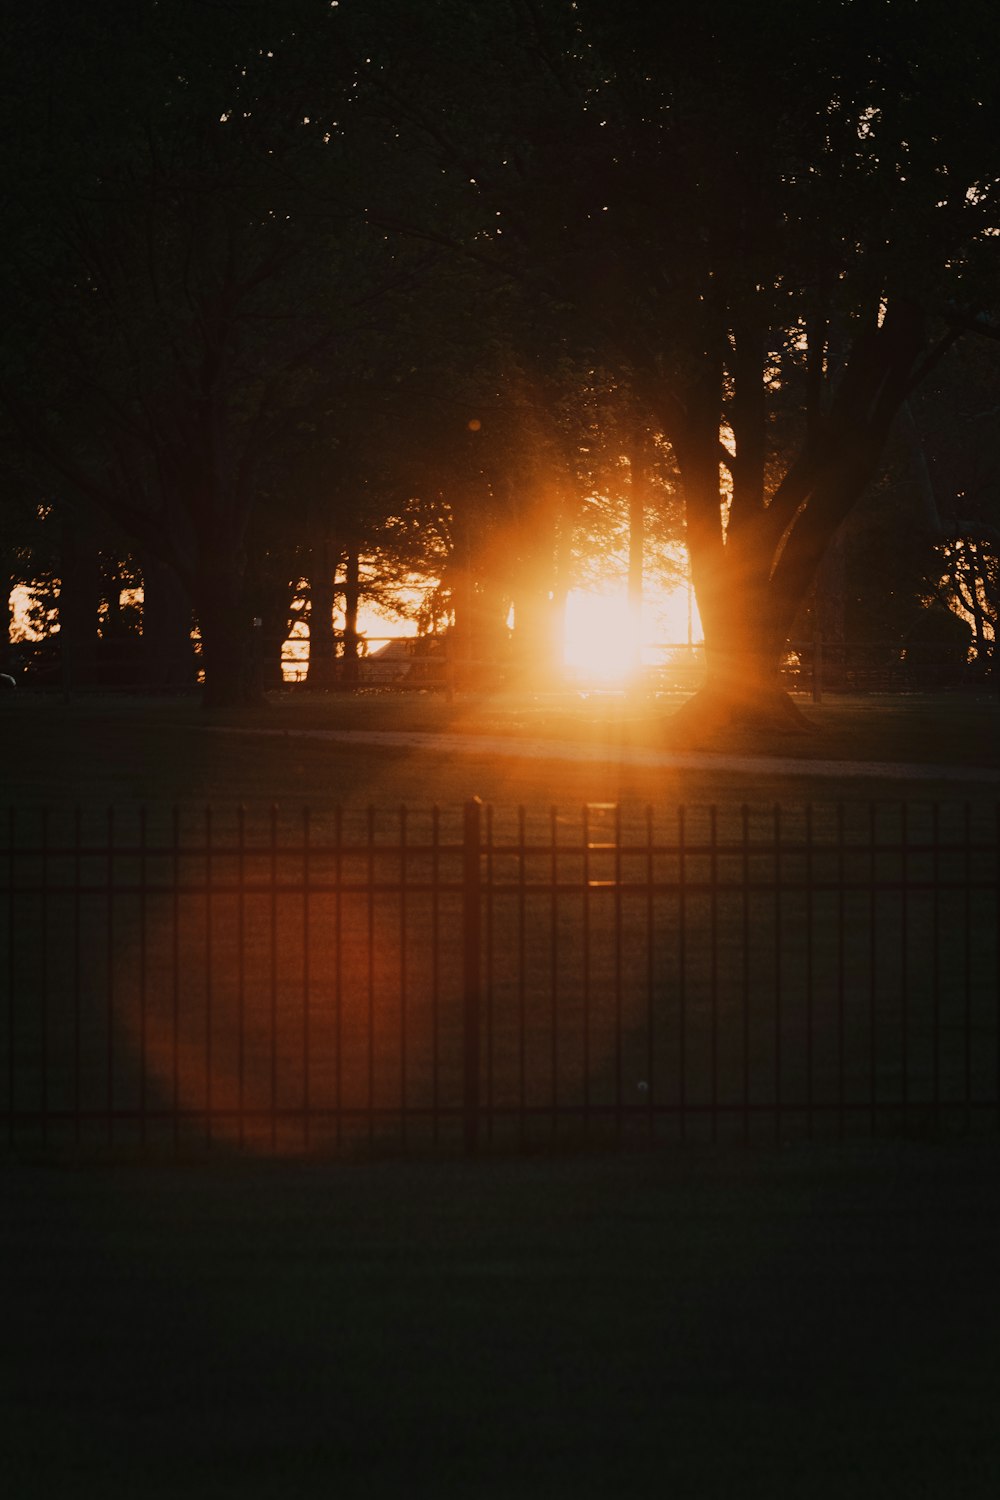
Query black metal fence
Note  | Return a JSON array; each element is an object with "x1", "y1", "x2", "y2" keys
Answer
[{"x1": 2, "y1": 800, "x2": 998, "y2": 1156}]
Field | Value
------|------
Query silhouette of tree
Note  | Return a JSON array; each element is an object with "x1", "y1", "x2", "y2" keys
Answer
[
  {"x1": 0, "y1": 1, "x2": 431, "y2": 706},
  {"x1": 347, "y1": 0, "x2": 1000, "y2": 729},
  {"x1": 4, "y1": 1, "x2": 998, "y2": 718}
]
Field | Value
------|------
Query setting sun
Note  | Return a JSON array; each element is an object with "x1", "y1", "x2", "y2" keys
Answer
[
  {"x1": 563, "y1": 590, "x2": 639, "y2": 682},
  {"x1": 563, "y1": 582, "x2": 702, "y2": 685}
]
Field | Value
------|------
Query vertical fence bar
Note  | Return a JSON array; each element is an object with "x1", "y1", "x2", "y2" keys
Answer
[
  {"x1": 551, "y1": 810, "x2": 560, "y2": 1134},
  {"x1": 334, "y1": 806, "x2": 343, "y2": 1152},
  {"x1": 431, "y1": 805, "x2": 441, "y2": 1148},
  {"x1": 963, "y1": 802, "x2": 972, "y2": 1134},
  {"x1": 614, "y1": 803, "x2": 623, "y2": 1142},
  {"x1": 932, "y1": 803, "x2": 940, "y2": 1131},
  {"x1": 106, "y1": 806, "x2": 114, "y2": 1147},
  {"x1": 172, "y1": 807, "x2": 180, "y2": 1155},
  {"x1": 645, "y1": 805, "x2": 655, "y2": 1143},
  {"x1": 709, "y1": 805, "x2": 718, "y2": 1144},
  {"x1": 485, "y1": 803, "x2": 494, "y2": 1148},
  {"x1": 303, "y1": 806, "x2": 311, "y2": 1152},
  {"x1": 237, "y1": 806, "x2": 246, "y2": 1151},
  {"x1": 805, "y1": 803, "x2": 814, "y2": 1139},
  {"x1": 869, "y1": 801, "x2": 877, "y2": 1137},
  {"x1": 550, "y1": 805, "x2": 558, "y2": 1139},
  {"x1": 270, "y1": 804, "x2": 278, "y2": 1152},
  {"x1": 367, "y1": 805, "x2": 375, "y2": 1149},
  {"x1": 139, "y1": 807, "x2": 147, "y2": 1148},
  {"x1": 678, "y1": 805, "x2": 687, "y2": 1142},
  {"x1": 73, "y1": 807, "x2": 81, "y2": 1146},
  {"x1": 463, "y1": 798, "x2": 482, "y2": 1157},
  {"x1": 901, "y1": 801, "x2": 909, "y2": 1131},
  {"x1": 399, "y1": 804, "x2": 407, "y2": 1150},
  {"x1": 741, "y1": 804, "x2": 750, "y2": 1144},
  {"x1": 837, "y1": 803, "x2": 846, "y2": 1140},
  {"x1": 518, "y1": 805, "x2": 526, "y2": 1147},
  {"x1": 40, "y1": 808, "x2": 48, "y2": 1149},
  {"x1": 773, "y1": 804, "x2": 782, "y2": 1144},
  {"x1": 583, "y1": 805, "x2": 591, "y2": 1136},
  {"x1": 205, "y1": 806, "x2": 213, "y2": 1149},
  {"x1": 6, "y1": 808, "x2": 12, "y2": 1148}
]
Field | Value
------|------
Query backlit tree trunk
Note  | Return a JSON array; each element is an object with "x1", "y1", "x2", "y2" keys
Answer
[
  {"x1": 1, "y1": 571, "x2": 13, "y2": 673},
  {"x1": 662, "y1": 302, "x2": 929, "y2": 740},
  {"x1": 340, "y1": 547, "x2": 361, "y2": 691},
  {"x1": 193, "y1": 533, "x2": 260, "y2": 711},
  {"x1": 57, "y1": 511, "x2": 100, "y2": 693},
  {"x1": 259, "y1": 602, "x2": 288, "y2": 692},
  {"x1": 141, "y1": 556, "x2": 195, "y2": 688},
  {"x1": 305, "y1": 536, "x2": 340, "y2": 690}
]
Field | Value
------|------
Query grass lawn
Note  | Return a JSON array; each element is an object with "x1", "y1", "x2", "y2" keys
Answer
[
  {"x1": 3, "y1": 1142, "x2": 999, "y2": 1499},
  {"x1": 0, "y1": 687, "x2": 997, "y2": 808}
]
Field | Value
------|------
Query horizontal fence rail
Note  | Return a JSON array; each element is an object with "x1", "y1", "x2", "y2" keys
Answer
[{"x1": 2, "y1": 800, "x2": 998, "y2": 1156}]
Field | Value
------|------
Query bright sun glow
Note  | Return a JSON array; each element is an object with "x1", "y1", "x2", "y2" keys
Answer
[
  {"x1": 563, "y1": 590, "x2": 639, "y2": 682},
  {"x1": 563, "y1": 582, "x2": 702, "y2": 684}
]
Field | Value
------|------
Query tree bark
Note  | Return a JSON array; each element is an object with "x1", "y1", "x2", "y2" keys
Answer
[
  {"x1": 2, "y1": 568, "x2": 14, "y2": 674},
  {"x1": 259, "y1": 602, "x2": 289, "y2": 692},
  {"x1": 304, "y1": 536, "x2": 340, "y2": 690},
  {"x1": 340, "y1": 547, "x2": 361, "y2": 691},
  {"x1": 57, "y1": 512, "x2": 100, "y2": 693},
  {"x1": 194, "y1": 543, "x2": 262, "y2": 710},
  {"x1": 142, "y1": 555, "x2": 195, "y2": 688},
  {"x1": 662, "y1": 304, "x2": 932, "y2": 740}
]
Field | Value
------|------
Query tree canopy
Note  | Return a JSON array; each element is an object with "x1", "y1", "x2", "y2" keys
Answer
[{"x1": 2, "y1": 1, "x2": 997, "y2": 714}]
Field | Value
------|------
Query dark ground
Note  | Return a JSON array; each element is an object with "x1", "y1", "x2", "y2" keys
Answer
[
  {"x1": 1, "y1": 690, "x2": 998, "y2": 808},
  {"x1": 2, "y1": 694, "x2": 998, "y2": 1497},
  {"x1": 3, "y1": 1140, "x2": 999, "y2": 1499}
]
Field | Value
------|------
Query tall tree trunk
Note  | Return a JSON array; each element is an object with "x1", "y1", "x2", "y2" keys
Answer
[
  {"x1": 142, "y1": 555, "x2": 195, "y2": 687},
  {"x1": 670, "y1": 478, "x2": 813, "y2": 737},
  {"x1": 195, "y1": 548, "x2": 260, "y2": 710},
  {"x1": 304, "y1": 536, "x2": 339, "y2": 690},
  {"x1": 340, "y1": 547, "x2": 361, "y2": 691},
  {"x1": 57, "y1": 511, "x2": 100, "y2": 693},
  {"x1": 663, "y1": 301, "x2": 929, "y2": 740},
  {"x1": 258, "y1": 601, "x2": 289, "y2": 692},
  {"x1": 473, "y1": 580, "x2": 512, "y2": 675},
  {"x1": 964, "y1": 542, "x2": 987, "y2": 666},
  {"x1": 1, "y1": 567, "x2": 14, "y2": 675},
  {"x1": 667, "y1": 374, "x2": 802, "y2": 736}
]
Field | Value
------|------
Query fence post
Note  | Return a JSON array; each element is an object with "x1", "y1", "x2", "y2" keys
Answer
[{"x1": 462, "y1": 798, "x2": 482, "y2": 1156}]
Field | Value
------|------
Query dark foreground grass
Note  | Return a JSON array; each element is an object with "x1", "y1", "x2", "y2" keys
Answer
[
  {"x1": 0, "y1": 689, "x2": 997, "y2": 808},
  {"x1": 3, "y1": 1142, "x2": 999, "y2": 1499}
]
